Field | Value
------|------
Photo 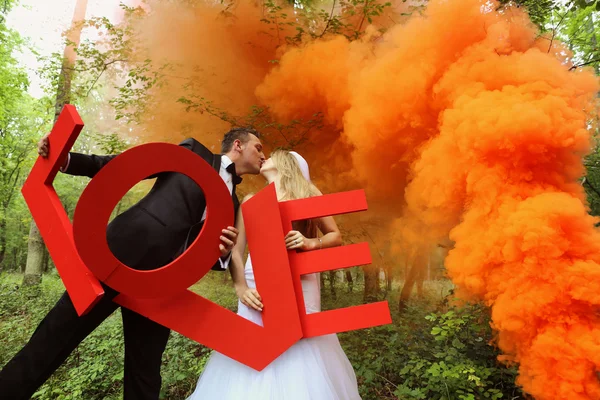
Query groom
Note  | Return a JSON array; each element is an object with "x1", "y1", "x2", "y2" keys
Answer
[{"x1": 0, "y1": 127, "x2": 266, "y2": 400}]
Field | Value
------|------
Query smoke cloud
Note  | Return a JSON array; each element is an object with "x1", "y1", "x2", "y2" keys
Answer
[{"x1": 114, "y1": 0, "x2": 600, "y2": 397}]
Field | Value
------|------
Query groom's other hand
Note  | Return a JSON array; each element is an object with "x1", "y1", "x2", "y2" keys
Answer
[
  {"x1": 219, "y1": 226, "x2": 238, "y2": 258},
  {"x1": 37, "y1": 132, "x2": 69, "y2": 170},
  {"x1": 37, "y1": 133, "x2": 50, "y2": 158}
]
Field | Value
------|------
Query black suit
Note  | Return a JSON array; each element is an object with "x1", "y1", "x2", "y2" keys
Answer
[{"x1": 0, "y1": 138, "x2": 239, "y2": 400}]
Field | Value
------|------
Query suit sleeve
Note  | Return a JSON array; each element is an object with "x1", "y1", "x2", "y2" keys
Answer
[
  {"x1": 64, "y1": 153, "x2": 119, "y2": 178},
  {"x1": 63, "y1": 139, "x2": 197, "y2": 179},
  {"x1": 178, "y1": 138, "x2": 196, "y2": 150}
]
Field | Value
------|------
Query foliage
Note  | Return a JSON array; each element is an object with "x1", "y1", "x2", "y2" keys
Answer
[
  {"x1": 0, "y1": 273, "x2": 233, "y2": 399},
  {"x1": 0, "y1": 273, "x2": 527, "y2": 400},
  {"x1": 260, "y1": 0, "x2": 394, "y2": 44},
  {"x1": 0, "y1": 0, "x2": 51, "y2": 271},
  {"x1": 176, "y1": 94, "x2": 325, "y2": 148},
  {"x1": 332, "y1": 285, "x2": 526, "y2": 400},
  {"x1": 394, "y1": 304, "x2": 521, "y2": 400},
  {"x1": 583, "y1": 143, "x2": 600, "y2": 218},
  {"x1": 0, "y1": 0, "x2": 598, "y2": 398},
  {"x1": 550, "y1": 2, "x2": 600, "y2": 73}
]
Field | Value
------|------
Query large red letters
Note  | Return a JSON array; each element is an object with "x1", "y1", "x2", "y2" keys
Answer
[
  {"x1": 22, "y1": 105, "x2": 391, "y2": 370},
  {"x1": 22, "y1": 106, "x2": 104, "y2": 315}
]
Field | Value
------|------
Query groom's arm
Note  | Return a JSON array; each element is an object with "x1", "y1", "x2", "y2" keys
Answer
[
  {"x1": 39, "y1": 134, "x2": 199, "y2": 179},
  {"x1": 37, "y1": 132, "x2": 119, "y2": 178},
  {"x1": 63, "y1": 139, "x2": 196, "y2": 178},
  {"x1": 62, "y1": 153, "x2": 118, "y2": 178},
  {"x1": 64, "y1": 138, "x2": 201, "y2": 178}
]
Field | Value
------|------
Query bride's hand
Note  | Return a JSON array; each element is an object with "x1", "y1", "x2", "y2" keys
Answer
[
  {"x1": 285, "y1": 230, "x2": 309, "y2": 251},
  {"x1": 236, "y1": 286, "x2": 263, "y2": 311}
]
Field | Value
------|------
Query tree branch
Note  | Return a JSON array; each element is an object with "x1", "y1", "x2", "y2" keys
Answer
[
  {"x1": 569, "y1": 58, "x2": 600, "y2": 71},
  {"x1": 357, "y1": 0, "x2": 370, "y2": 35},
  {"x1": 85, "y1": 66, "x2": 107, "y2": 97},
  {"x1": 548, "y1": 10, "x2": 568, "y2": 53},
  {"x1": 583, "y1": 177, "x2": 600, "y2": 199},
  {"x1": 64, "y1": 58, "x2": 128, "y2": 73},
  {"x1": 318, "y1": 0, "x2": 337, "y2": 38}
]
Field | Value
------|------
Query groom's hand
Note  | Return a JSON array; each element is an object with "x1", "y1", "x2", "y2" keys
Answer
[
  {"x1": 38, "y1": 132, "x2": 69, "y2": 170},
  {"x1": 219, "y1": 226, "x2": 238, "y2": 258},
  {"x1": 37, "y1": 133, "x2": 50, "y2": 158}
]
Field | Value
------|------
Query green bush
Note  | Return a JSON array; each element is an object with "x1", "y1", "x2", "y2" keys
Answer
[
  {"x1": 394, "y1": 303, "x2": 522, "y2": 400},
  {"x1": 1, "y1": 274, "x2": 527, "y2": 400},
  {"x1": 0, "y1": 273, "x2": 233, "y2": 400},
  {"x1": 326, "y1": 287, "x2": 527, "y2": 400}
]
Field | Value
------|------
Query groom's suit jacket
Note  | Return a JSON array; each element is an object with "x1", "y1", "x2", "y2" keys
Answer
[{"x1": 66, "y1": 138, "x2": 240, "y2": 271}]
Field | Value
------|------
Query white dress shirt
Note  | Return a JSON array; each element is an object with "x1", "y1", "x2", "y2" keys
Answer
[{"x1": 205, "y1": 155, "x2": 235, "y2": 271}]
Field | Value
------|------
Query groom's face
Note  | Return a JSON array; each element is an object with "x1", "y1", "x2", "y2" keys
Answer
[{"x1": 238, "y1": 134, "x2": 265, "y2": 175}]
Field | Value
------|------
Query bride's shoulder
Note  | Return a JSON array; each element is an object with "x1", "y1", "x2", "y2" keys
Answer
[{"x1": 242, "y1": 193, "x2": 255, "y2": 203}]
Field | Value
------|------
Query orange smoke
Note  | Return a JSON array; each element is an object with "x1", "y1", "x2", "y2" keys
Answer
[
  {"x1": 119, "y1": 0, "x2": 600, "y2": 397},
  {"x1": 255, "y1": 0, "x2": 600, "y2": 398},
  {"x1": 121, "y1": 1, "x2": 282, "y2": 149}
]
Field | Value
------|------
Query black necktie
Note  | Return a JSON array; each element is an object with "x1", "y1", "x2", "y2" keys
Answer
[
  {"x1": 226, "y1": 162, "x2": 242, "y2": 186},
  {"x1": 226, "y1": 163, "x2": 241, "y2": 218}
]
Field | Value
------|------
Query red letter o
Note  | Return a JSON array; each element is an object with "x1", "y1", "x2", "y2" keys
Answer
[{"x1": 72, "y1": 143, "x2": 233, "y2": 298}]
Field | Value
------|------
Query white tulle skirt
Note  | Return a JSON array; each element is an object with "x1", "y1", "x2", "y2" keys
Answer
[
  {"x1": 187, "y1": 265, "x2": 361, "y2": 400},
  {"x1": 187, "y1": 332, "x2": 361, "y2": 400}
]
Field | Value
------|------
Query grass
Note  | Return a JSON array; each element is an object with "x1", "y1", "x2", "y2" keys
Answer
[{"x1": 0, "y1": 271, "x2": 523, "y2": 400}]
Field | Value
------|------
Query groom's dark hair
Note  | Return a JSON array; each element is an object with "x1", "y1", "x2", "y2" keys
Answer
[{"x1": 221, "y1": 127, "x2": 261, "y2": 153}]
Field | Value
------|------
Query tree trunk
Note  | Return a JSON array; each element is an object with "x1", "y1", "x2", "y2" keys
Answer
[
  {"x1": 398, "y1": 247, "x2": 428, "y2": 312},
  {"x1": 12, "y1": 247, "x2": 19, "y2": 271},
  {"x1": 320, "y1": 272, "x2": 325, "y2": 289},
  {"x1": 42, "y1": 248, "x2": 50, "y2": 273},
  {"x1": 53, "y1": 0, "x2": 88, "y2": 121},
  {"x1": 345, "y1": 270, "x2": 353, "y2": 293},
  {"x1": 398, "y1": 264, "x2": 418, "y2": 312},
  {"x1": 386, "y1": 264, "x2": 392, "y2": 291},
  {"x1": 0, "y1": 217, "x2": 6, "y2": 269},
  {"x1": 23, "y1": 0, "x2": 89, "y2": 285},
  {"x1": 23, "y1": 223, "x2": 45, "y2": 286},
  {"x1": 586, "y1": 14, "x2": 599, "y2": 75},
  {"x1": 416, "y1": 252, "x2": 428, "y2": 298},
  {"x1": 328, "y1": 270, "x2": 336, "y2": 300},
  {"x1": 363, "y1": 265, "x2": 379, "y2": 303}
]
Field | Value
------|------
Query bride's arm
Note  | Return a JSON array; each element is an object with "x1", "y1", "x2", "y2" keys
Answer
[
  {"x1": 285, "y1": 188, "x2": 342, "y2": 251},
  {"x1": 228, "y1": 202, "x2": 247, "y2": 291},
  {"x1": 285, "y1": 215, "x2": 342, "y2": 251},
  {"x1": 314, "y1": 215, "x2": 342, "y2": 249},
  {"x1": 229, "y1": 194, "x2": 263, "y2": 311},
  {"x1": 313, "y1": 188, "x2": 342, "y2": 249}
]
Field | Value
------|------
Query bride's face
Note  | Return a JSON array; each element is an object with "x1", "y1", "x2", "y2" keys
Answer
[{"x1": 260, "y1": 158, "x2": 276, "y2": 176}]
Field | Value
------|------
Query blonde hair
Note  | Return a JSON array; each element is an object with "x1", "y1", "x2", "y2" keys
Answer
[
  {"x1": 271, "y1": 150, "x2": 320, "y2": 201},
  {"x1": 271, "y1": 149, "x2": 320, "y2": 237}
]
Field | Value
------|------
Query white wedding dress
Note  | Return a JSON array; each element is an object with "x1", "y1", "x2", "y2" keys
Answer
[{"x1": 187, "y1": 255, "x2": 361, "y2": 400}]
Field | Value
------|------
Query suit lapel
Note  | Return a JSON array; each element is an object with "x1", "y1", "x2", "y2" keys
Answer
[
  {"x1": 232, "y1": 188, "x2": 240, "y2": 219},
  {"x1": 211, "y1": 152, "x2": 222, "y2": 173},
  {"x1": 188, "y1": 138, "x2": 238, "y2": 221},
  {"x1": 210, "y1": 153, "x2": 239, "y2": 221}
]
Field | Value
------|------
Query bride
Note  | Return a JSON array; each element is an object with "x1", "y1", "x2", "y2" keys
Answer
[{"x1": 186, "y1": 149, "x2": 361, "y2": 400}]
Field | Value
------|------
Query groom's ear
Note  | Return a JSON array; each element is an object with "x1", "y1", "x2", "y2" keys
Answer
[{"x1": 233, "y1": 139, "x2": 243, "y2": 152}]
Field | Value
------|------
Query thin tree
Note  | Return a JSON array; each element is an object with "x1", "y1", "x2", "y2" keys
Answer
[{"x1": 23, "y1": 0, "x2": 89, "y2": 286}]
